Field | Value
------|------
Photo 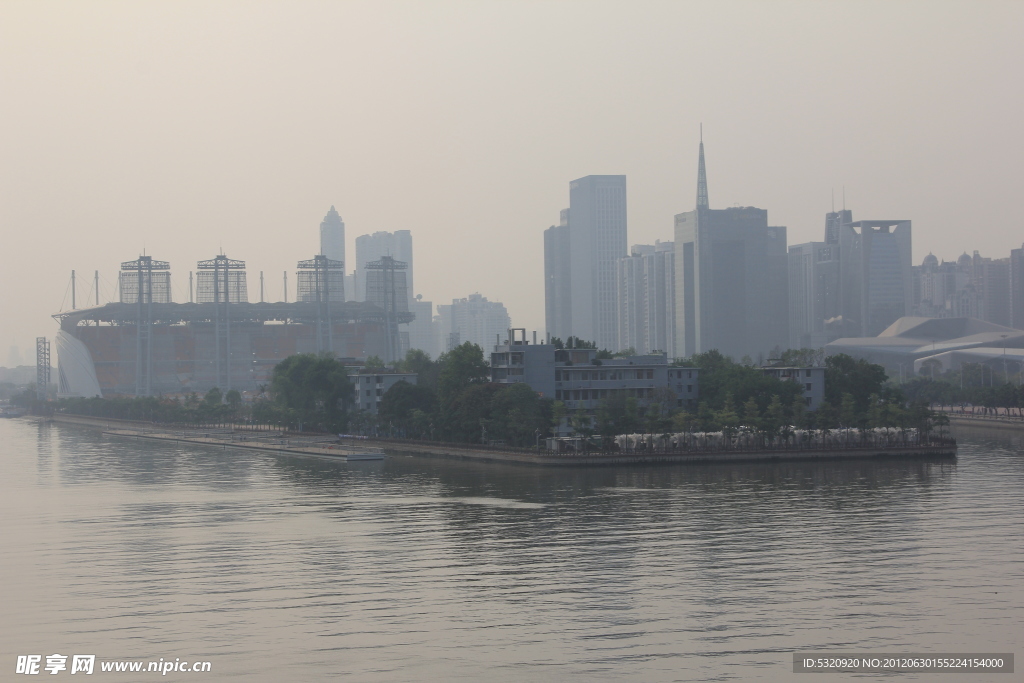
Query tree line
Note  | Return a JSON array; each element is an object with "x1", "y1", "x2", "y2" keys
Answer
[{"x1": 44, "y1": 342, "x2": 943, "y2": 446}]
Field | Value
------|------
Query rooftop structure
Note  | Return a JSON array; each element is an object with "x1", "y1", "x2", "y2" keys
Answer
[{"x1": 826, "y1": 316, "x2": 1024, "y2": 374}]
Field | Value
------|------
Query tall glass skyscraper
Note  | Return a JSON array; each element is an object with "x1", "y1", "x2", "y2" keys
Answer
[{"x1": 543, "y1": 176, "x2": 627, "y2": 350}]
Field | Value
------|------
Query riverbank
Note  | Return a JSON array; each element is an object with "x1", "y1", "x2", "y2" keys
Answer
[
  {"x1": 34, "y1": 413, "x2": 957, "y2": 467},
  {"x1": 31, "y1": 415, "x2": 384, "y2": 461},
  {"x1": 370, "y1": 440, "x2": 955, "y2": 466}
]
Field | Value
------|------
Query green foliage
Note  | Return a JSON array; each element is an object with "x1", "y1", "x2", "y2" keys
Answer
[
  {"x1": 378, "y1": 380, "x2": 437, "y2": 438},
  {"x1": 683, "y1": 349, "x2": 803, "y2": 418},
  {"x1": 270, "y1": 354, "x2": 354, "y2": 432},
  {"x1": 395, "y1": 349, "x2": 440, "y2": 390},
  {"x1": 824, "y1": 353, "x2": 888, "y2": 415},
  {"x1": 596, "y1": 392, "x2": 640, "y2": 439},
  {"x1": 436, "y1": 342, "x2": 490, "y2": 408},
  {"x1": 364, "y1": 355, "x2": 386, "y2": 370}
]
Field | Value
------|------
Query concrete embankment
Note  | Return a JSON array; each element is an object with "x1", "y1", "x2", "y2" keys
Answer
[
  {"x1": 33, "y1": 415, "x2": 382, "y2": 462},
  {"x1": 34, "y1": 414, "x2": 956, "y2": 467},
  {"x1": 361, "y1": 440, "x2": 956, "y2": 467},
  {"x1": 104, "y1": 429, "x2": 384, "y2": 461}
]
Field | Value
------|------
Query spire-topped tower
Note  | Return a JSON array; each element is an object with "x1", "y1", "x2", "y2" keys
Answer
[{"x1": 696, "y1": 125, "x2": 709, "y2": 210}]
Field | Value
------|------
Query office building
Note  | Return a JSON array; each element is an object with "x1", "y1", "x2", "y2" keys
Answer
[
  {"x1": 543, "y1": 177, "x2": 627, "y2": 349},
  {"x1": 674, "y1": 138, "x2": 788, "y2": 359},
  {"x1": 837, "y1": 219, "x2": 913, "y2": 337}
]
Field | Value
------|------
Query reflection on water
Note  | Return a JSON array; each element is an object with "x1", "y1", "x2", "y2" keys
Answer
[{"x1": 1, "y1": 420, "x2": 1020, "y2": 682}]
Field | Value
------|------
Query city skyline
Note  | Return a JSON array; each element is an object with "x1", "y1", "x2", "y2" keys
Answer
[{"x1": 2, "y1": 2, "x2": 1022, "y2": 355}]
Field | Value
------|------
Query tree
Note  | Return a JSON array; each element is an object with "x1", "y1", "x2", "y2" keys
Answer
[
  {"x1": 225, "y1": 389, "x2": 242, "y2": 417},
  {"x1": 396, "y1": 349, "x2": 439, "y2": 390},
  {"x1": 436, "y1": 342, "x2": 489, "y2": 408},
  {"x1": 490, "y1": 383, "x2": 548, "y2": 446},
  {"x1": 824, "y1": 353, "x2": 888, "y2": 415},
  {"x1": 596, "y1": 391, "x2": 640, "y2": 438},
  {"x1": 270, "y1": 354, "x2": 354, "y2": 432},
  {"x1": 378, "y1": 381, "x2": 437, "y2": 437},
  {"x1": 364, "y1": 355, "x2": 386, "y2": 371}
]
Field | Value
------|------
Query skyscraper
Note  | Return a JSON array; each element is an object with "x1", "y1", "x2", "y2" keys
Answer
[
  {"x1": 543, "y1": 209, "x2": 572, "y2": 342},
  {"x1": 319, "y1": 206, "x2": 345, "y2": 266},
  {"x1": 837, "y1": 219, "x2": 912, "y2": 337},
  {"x1": 542, "y1": 177, "x2": 627, "y2": 349},
  {"x1": 674, "y1": 137, "x2": 789, "y2": 360}
]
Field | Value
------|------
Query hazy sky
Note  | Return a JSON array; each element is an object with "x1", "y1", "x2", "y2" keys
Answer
[{"x1": 2, "y1": 1, "x2": 1022, "y2": 362}]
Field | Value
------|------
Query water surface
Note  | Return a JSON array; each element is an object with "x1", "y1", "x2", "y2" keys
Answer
[{"x1": 1, "y1": 420, "x2": 1020, "y2": 681}]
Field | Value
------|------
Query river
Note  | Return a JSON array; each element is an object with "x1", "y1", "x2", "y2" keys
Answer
[{"x1": 1, "y1": 418, "x2": 1020, "y2": 681}]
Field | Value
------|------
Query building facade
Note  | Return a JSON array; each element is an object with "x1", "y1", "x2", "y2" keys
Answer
[
  {"x1": 837, "y1": 219, "x2": 913, "y2": 337},
  {"x1": 490, "y1": 335, "x2": 699, "y2": 436},
  {"x1": 543, "y1": 209, "x2": 572, "y2": 342},
  {"x1": 674, "y1": 141, "x2": 788, "y2": 360},
  {"x1": 350, "y1": 370, "x2": 417, "y2": 414},
  {"x1": 543, "y1": 177, "x2": 627, "y2": 349},
  {"x1": 437, "y1": 294, "x2": 511, "y2": 353},
  {"x1": 616, "y1": 241, "x2": 675, "y2": 354},
  {"x1": 788, "y1": 240, "x2": 840, "y2": 349}
]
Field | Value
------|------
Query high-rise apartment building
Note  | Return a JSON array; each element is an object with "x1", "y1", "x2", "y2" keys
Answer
[
  {"x1": 436, "y1": 294, "x2": 511, "y2": 354},
  {"x1": 788, "y1": 240, "x2": 841, "y2": 349},
  {"x1": 674, "y1": 139, "x2": 788, "y2": 359},
  {"x1": 543, "y1": 177, "x2": 627, "y2": 349},
  {"x1": 319, "y1": 206, "x2": 345, "y2": 267},
  {"x1": 616, "y1": 241, "x2": 675, "y2": 354}
]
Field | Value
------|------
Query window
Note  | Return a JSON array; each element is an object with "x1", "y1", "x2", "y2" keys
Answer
[
  {"x1": 805, "y1": 383, "x2": 812, "y2": 392},
  {"x1": 805, "y1": 397, "x2": 812, "y2": 406},
  {"x1": 687, "y1": 371, "x2": 692, "y2": 379},
  {"x1": 365, "y1": 389, "x2": 371, "y2": 396},
  {"x1": 555, "y1": 370, "x2": 562, "y2": 381},
  {"x1": 555, "y1": 390, "x2": 562, "y2": 400},
  {"x1": 687, "y1": 385, "x2": 693, "y2": 392},
  {"x1": 646, "y1": 369, "x2": 654, "y2": 379},
  {"x1": 805, "y1": 369, "x2": 811, "y2": 377}
]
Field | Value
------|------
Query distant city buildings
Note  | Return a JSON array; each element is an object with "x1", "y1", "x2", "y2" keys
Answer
[
  {"x1": 355, "y1": 230, "x2": 413, "y2": 305},
  {"x1": 319, "y1": 206, "x2": 345, "y2": 272},
  {"x1": 674, "y1": 138, "x2": 789, "y2": 359},
  {"x1": 911, "y1": 247, "x2": 1021, "y2": 328},
  {"x1": 616, "y1": 241, "x2": 675, "y2": 354},
  {"x1": 544, "y1": 175, "x2": 627, "y2": 351},
  {"x1": 436, "y1": 294, "x2": 511, "y2": 353},
  {"x1": 789, "y1": 211, "x2": 913, "y2": 349}
]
